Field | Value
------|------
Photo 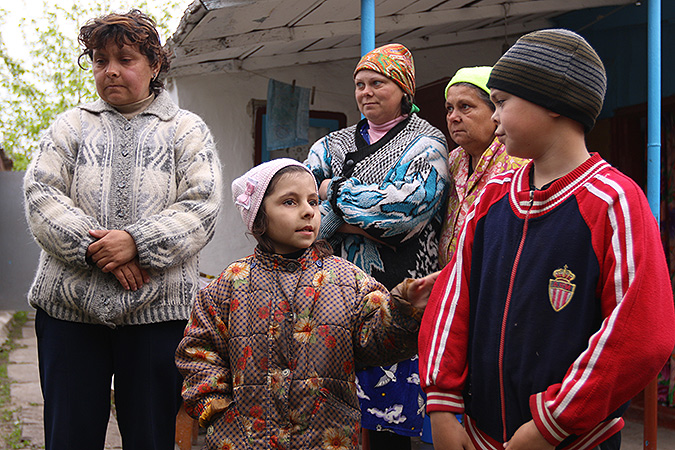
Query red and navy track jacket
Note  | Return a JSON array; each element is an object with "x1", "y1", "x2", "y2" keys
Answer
[{"x1": 419, "y1": 153, "x2": 675, "y2": 450}]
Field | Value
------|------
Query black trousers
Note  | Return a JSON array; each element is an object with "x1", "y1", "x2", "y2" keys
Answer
[
  {"x1": 594, "y1": 430, "x2": 621, "y2": 450},
  {"x1": 35, "y1": 308, "x2": 186, "y2": 450},
  {"x1": 367, "y1": 429, "x2": 412, "y2": 450}
]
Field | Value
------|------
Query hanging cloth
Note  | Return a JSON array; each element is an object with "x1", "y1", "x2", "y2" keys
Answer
[{"x1": 266, "y1": 79, "x2": 310, "y2": 151}]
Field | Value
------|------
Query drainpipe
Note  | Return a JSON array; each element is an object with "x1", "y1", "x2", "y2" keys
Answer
[
  {"x1": 358, "y1": 5, "x2": 374, "y2": 447},
  {"x1": 360, "y1": 0, "x2": 375, "y2": 124},
  {"x1": 644, "y1": 0, "x2": 661, "y2": 447},
  {"x1": 361, "y1": 0, "x2": 375, "y2": 56}
]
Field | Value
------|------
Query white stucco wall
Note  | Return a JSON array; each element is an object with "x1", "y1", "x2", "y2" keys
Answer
[{"x1": 169, "y1": 39, "x2": 505, "y2": 274}]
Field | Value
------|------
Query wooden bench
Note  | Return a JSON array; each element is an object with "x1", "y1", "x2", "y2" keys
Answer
[{"x1": 175, "y1": 403, "x2": 199, "y2": 450}]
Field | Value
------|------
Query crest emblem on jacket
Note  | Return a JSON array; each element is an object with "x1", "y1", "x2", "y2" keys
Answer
[{"x1": 548, "y1": 265, "x2": 576, "y2": 312}]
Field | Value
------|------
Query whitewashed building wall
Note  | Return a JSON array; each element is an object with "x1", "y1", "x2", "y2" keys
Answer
[{"x1": 168, "y1": 40, "x2": 504, "y2": 274}]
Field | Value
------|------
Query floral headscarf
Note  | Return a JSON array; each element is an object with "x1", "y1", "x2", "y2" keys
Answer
[{"x1": 354, "y1": 43, "x2": 415, "y2": 96}]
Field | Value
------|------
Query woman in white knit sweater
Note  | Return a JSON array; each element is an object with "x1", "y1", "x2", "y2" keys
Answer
[{"x1": 23, "y1": 10, "x2": 222, "y2": 450}]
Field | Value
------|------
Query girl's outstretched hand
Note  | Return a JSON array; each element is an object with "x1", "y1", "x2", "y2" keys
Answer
[{"x1": 406, "y1": 270, "x2": 440, "y2": 309}]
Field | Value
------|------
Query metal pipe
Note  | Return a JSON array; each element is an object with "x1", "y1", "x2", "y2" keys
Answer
[
  {"x1": 359, "y1": 5, "x2": 376, "y2": 446},
  {"x1": 361, "y1": 0, "x2": 375, "y2": 56},
  {"x1": 644, "y1": 0, "x2": 661, "y2": 447}
]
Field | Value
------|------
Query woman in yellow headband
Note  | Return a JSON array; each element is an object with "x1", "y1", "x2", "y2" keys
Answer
[{"x1": 438, "y1": 66, "x2": 528, "y2": 267}]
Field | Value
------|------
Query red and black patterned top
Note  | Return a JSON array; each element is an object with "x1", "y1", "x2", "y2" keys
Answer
[{"x1": 176, "y1": 246, "x2": 423, "y2": 450}]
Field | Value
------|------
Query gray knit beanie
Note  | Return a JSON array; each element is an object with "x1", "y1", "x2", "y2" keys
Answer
[{"x1": 487, "y1": 28, "x2": 607, "y2": 132}]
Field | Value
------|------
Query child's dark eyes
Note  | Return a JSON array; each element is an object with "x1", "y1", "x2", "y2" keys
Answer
[{"x1": 281, "y1": 197, "x2": 318, "y2": 207}]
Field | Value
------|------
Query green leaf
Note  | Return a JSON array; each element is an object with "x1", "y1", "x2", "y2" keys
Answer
[{"x1": 0, "y1": 1, "x2": 183, "y2": 171}]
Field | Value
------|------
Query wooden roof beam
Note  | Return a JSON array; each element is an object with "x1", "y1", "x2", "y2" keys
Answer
[
  {"x1": 174, "y1": 0, "x2": 631, "y2": 56},
  {"x1": 169, "y1": 17, "x2": 552, "y2": 76}
]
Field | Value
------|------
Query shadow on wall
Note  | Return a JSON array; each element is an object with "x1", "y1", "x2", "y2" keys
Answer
[{"x1": 0, "y1": 171, "x2": 40, "y2": 310}]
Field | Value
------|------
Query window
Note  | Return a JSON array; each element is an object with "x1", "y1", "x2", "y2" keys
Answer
[{"x1": 254, "y1": 107, "x2": 347, "y2": 164}]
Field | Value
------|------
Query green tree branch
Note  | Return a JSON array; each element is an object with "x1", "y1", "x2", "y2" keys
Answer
[{"x1": 0, "y1": 1, "x2": 182, "y2": 170}]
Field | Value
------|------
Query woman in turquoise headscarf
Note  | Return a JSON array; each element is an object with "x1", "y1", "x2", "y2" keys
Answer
[{"x1": 305, "y1": 43, "x2": 449, "y2": 449}]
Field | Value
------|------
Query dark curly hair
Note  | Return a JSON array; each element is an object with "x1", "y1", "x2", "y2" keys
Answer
[
  {"x1": 401, "y1": 93, "x2": 414, "y2": 115},
  {"x1": 77, "y1": 9, "x2": 170, "y2": 95}
]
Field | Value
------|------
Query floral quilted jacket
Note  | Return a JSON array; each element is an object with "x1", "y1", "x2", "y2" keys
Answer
[{"x1": 176, "y1": 246, "x2": 424, "y2": 450}]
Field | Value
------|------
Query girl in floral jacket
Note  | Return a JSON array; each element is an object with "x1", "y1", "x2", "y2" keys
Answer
[{"x1": 176, "y1": 158, "x2": 436, "y2": 450}]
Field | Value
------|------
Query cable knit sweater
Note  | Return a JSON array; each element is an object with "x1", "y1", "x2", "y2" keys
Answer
[{"x1": 24, "y1": 91, "x2": 222, "y2": 327}]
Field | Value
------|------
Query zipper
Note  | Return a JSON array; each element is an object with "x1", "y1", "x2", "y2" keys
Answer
[{"x1": 498, "y1": 189, "x2": 535, "y2": 442}]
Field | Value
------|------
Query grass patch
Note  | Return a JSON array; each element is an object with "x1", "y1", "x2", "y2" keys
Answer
[{"x1": 0, "y1": 311, "x2": 36, "y2": 449}]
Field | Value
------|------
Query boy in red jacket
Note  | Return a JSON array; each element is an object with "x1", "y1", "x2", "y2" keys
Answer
[{"x1": 419, "y1": 28, "x2": 675, "y2": 450}]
